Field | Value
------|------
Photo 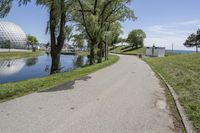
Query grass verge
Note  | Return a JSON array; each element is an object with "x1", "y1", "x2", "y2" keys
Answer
[
  {"x1": 144, "y1": 54, "x2": 200, "y2": 132},
  {"x1": 0, "y1": 51, "x2": 43, "y2": 60},
  {"x1": 0, "y1": 55, "x2": 119, "y2": 102}
]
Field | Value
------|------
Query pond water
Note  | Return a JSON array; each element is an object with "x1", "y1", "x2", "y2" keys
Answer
[{"x1": 0, "y1": 54, "x2": 88, "y2": 84}]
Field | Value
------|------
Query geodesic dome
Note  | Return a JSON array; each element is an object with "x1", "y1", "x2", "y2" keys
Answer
[{"x1": 0, "y1": 21, "x2": 27, "y2": 49}]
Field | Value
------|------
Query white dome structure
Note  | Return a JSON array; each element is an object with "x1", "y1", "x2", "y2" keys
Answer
[{"x1": 0, "y1": 21, "x2": 27, "y2": 49}]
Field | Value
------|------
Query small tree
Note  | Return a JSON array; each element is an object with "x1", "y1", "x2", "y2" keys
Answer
[
  {"x1": 127, "y1": 29, "x2": 146, "y2": 48},
  {"x1": 184, "y1": 29, "x2": 200, "y2": 53},
  {"x1": 27, "y1": 35, "x2": 38, "y2": 49}
]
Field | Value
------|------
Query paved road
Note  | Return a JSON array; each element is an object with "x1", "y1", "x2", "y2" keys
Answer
[{"x1": 0, "y1": 55, "x2": 175, "y2": 133}]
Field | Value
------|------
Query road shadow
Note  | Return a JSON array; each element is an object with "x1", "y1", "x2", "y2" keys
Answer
[{"x1": 39, "y1": 76, "x2": 92, "y2": 93}]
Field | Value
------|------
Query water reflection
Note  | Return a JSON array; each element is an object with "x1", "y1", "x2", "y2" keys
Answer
[
  {"x1": 0, "y1": 60, "x2": 25, "y2": 76},
  {"x1": 26, "y1": 58, "x2": 38, "y2": 67},
  {"x1": 73, "y1": 56, "x2": 86, "y2": 68},
  {"x1": 0, "y1": 54, "x2": 88, "y2": 84}
]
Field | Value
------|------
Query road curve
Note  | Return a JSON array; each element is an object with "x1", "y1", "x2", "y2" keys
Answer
[{"x1": 0, "y1": 55, "x2": 175, "y2": 133}]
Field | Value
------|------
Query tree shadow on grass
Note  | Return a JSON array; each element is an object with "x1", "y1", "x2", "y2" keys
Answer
[
  {"x1": 123, "y1": 47, "x2": 141, "y2": 52},
  {"x1": 39, "y1": 76, "x2": 92, "y2": 93},
  {"x1": 121, "y1": 46, "x2": 131, "y2": 50}
]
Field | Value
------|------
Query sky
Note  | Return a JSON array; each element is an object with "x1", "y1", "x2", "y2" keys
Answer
[{"x1": 1, "y1": 0, "x2": 200, "y2": 50}]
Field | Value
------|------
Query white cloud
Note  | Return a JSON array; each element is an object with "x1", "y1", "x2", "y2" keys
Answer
[{"x1": 144, "y1": 19, "x2": 200, "y2": 50}]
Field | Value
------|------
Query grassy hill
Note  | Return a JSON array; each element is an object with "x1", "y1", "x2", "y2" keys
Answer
[
  {"x1": 110, "y1": 46, "x2": 146, "y2": 55},
  {"x1": 144, "y1": 54, "x2": 200, "y2": 132}
]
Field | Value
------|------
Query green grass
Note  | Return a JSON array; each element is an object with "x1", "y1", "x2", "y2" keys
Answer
[
  {"x1": 123, "y1": 47, "x2": 146, "y2": 55},
  {"x1": 0, "y1": 52, "x2": 43, "y2": 60},
  {"x1": 78, "y1": 51, "x2": 89, "y2": 56},
  {"x1": 0, "y1": 55, "x2": 119, "y2": 102},
  {"x1": 110, "y1": 46, "x2": 146, "y2": 55},
  {"x1": 144, "y1": 54, "x2": 200, "y2": 132}
]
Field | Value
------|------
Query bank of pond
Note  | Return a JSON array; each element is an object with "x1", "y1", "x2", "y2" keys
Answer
[{"x1": 0, "y1": 54, "x2": 88, "y2": 84}]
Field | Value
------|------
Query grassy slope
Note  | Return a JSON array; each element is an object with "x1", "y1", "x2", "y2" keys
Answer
[
  {"x1": 110, "y1": 46, "x2": 146, "y2": 55},
  {"x1": 144, "y1": 54, "x2": 200, "y2": 132},
  {"x1": 78, "y1": 51, "x2": 89, "y2": 56},
  {"x1": 0, "y1": 55, "x2": 119, "y2": 102},
  {"x1": 0, "y1": 52, "x2": 43, "y2": 60}
]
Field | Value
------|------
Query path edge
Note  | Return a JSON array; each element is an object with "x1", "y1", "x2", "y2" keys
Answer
[{"x1": 155, "y1": 71, "x2": 196, "y2": 133}]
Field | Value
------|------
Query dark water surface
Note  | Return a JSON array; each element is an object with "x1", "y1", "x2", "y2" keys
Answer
[{"x1": 0, "y1": 54, "x2": 88, "y2": 84}]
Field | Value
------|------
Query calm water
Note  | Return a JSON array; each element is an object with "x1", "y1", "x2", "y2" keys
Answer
[
  {"x1": 166, "y1": 50, "x2": 195, "y2": 54},
  {"x1": 0, "y1": 54, "x2": 88, "y2": 84}
]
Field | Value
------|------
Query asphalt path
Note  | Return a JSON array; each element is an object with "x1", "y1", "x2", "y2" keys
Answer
[{"x1": 0, "y1": 55, "x2": 175, "y2": 133}]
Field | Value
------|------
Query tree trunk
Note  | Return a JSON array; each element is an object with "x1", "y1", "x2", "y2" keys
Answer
[
  {"x1": 49, "y1": 0, "x2": 66, "y2": 74},
  {"x1": 196, "y1": 45, "x2": 198, "y2": 53},
  {"x1": 50, "y1": 50, "x2": 61, "y2": 74},
  {"x1": 90, "y1": 44, "x2": 95, "y2": 65},
  {"x1": 97, "y1": 42, "x2": 103, "y2": 63}
]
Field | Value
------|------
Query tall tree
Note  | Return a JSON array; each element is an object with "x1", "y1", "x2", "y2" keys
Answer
[
  {"x1": 73, "y1": 0, "x2": 136, "y2": 64},
  {"x1": 184, "y1": 29, "x2": 200, "y2": 53},
  {"x1": 37, "y1": 0, "x2": 74, "y2": 73},
  {"x1": 127, "y1": 29, "x2": 146, "y2": 48},
  {"x1": 1, "y1": 0, "x2": 74, "y2": 74}
]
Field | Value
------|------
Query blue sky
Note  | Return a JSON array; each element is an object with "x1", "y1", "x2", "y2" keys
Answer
[{"x1": 1, "y1": 0, "x2": 200, "y2": 50}]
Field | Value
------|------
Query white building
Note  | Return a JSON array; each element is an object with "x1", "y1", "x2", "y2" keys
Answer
[
  {"x1": 0, "y1": 21, "x2": 27, "y2": 49},
  {"x1": 114, "y1": 42, "x2": 129, "y2": 47},
  {"x1": 146, "y1": 46, "x2": 165, "y2": 57}
]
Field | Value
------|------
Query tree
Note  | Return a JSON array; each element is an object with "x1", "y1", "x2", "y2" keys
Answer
[
  {"x1": 127, "y1": 29, "x2": 146, "y2": 48},
  {"x1": 37, "y1": 0, "x2": 74, "y2": 74},
  {"x1": 1, "y1": 0, "x2": 74, "y2": 74},
  {"x1": 107, "y1": 22, "x2": 123, "y2": 47},
  {"x1": 27, "y1": 35, "x2": 38, "y2": 49},
  {"x1": 72, "y1": 34, "x2": 85, "y2": 49},
  {"x1": 184, "y1": 29, "x2": 200, "y2": 53},
  {"x1": 73, "y1": 0, "x2": 136, "y2": 64}
]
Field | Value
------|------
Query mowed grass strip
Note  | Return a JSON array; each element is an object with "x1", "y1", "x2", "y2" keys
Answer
[
  {"x1": 0, "y1": 52, "x2": 43, "y2": 60},
  {"x1": 0, "y1": 55, "x2": 119, "y2": 102},
  {"x1": 144, "y1": 54, "x2": 200, "y2": 132}
]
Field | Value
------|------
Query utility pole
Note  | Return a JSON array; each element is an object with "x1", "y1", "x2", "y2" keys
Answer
[{"x1": 172, "y1": 42, "x2": 174, "y2": 52}]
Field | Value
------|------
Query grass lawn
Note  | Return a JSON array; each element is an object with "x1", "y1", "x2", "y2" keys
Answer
[
  {"x1": 0, "y1": 55, "x2": 119, "y2": 102},
  {"x1": 78, "y1": 51, "x2": 89, "y2": 56},
  {"x1": 0, "y1": 51, "x2": 43, "y2": 60},
  {"x1": 144, "y1": 54, "x2": 200, "y2": 132},
  {"x1": 110, "y1": 46, "x2": 146, "y2": 55}
]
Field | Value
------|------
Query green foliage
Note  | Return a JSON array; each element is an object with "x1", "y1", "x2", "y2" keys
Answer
[
  {"x1": 0, "y1": 55, "x2": 119, "y2": 102},
  {"x1": 144, "y1": 54, "x2": 200, "y2": 132},
  {"x1": 184, "y1": 29, "x2": 200, "y2": 53},
  {"x1": 0, "y1": 0, "x2": 12, "y2": 18},
  {"x1": 127, "y1": 29, "x2": 146, "y2": 48},
  {"x1": 72, "y1": 34, "x2": 85, "y2": 49},
  {"x1": 73, "y1": 0, "x2": 136, "y2": 64},
  {"x1": 27, "y1": 35, "x2": 38, "y2": 45},
  {"x1": 107, "y1": 22, "x2": 123, "y2": 46}
]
